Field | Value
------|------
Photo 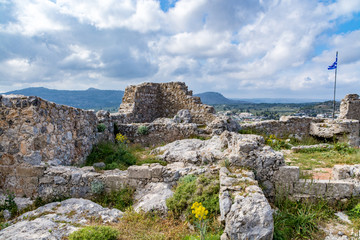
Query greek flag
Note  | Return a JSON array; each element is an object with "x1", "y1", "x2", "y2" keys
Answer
[{"x1": 328, "y1": 56, "x2": 337, "y2": 70}]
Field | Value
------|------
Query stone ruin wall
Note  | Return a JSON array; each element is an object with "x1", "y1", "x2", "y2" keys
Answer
[
  {"x1": 0, "y1": 95, "x2": 112, "y2": 197},
  {"x1": 117, "y1": 82, "x2": 216, "y2": 124},
  {"x1": 339, "y1": 94, "x2": 360, "y2": 121},
  {"x1": 115, "y1": 122, "x2": 201, "y2": 146},
  {"x1": 241, "y1": 116, "x2": 359, "y2": 146},
  {"x1": 241, "y1": 116, "x2": 323, "y2": 138}
]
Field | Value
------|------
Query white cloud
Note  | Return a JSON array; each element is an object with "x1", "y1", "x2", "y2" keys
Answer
[
  {"x1": 1, "y1": 0, "x2": 360, "y2": 99},
  {"x1": 0, "y1": 0, "x2": 66, "y2": 36}
]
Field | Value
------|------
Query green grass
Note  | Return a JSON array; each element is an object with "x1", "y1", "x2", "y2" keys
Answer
[
  {"x1": 93, "y1": 186, "x2": 135, "y2": 212},
  {"x1": 285, "y1": 144, "x2": 360, "y2": 170},
  {"x1": 274, "y1": 196, "x2": 334, "y2": 240},
  {"x1": 85, "y1": 141, "x2": 137, "y2": 170},
  {"x1": 113, "y1": 208, "x2": 195, "y2": 240},
  {"x1": 166, "y1": 174, "x2": 222, "y2": 235},
  {"x1": 68, "y1": 226, "x2": 119, "y2": 240}
]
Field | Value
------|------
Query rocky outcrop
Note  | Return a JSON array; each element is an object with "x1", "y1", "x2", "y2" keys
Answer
[
  {"x1": 219, "y1": 167, "x2": 273, "y2": 240},
  {"x1": 133, "y1": 182, "x2": 173, "y2": 214},
  {"x1": 117, "y1": 82, "x2": 216, "y2": 124},
  {"x1": 0, "y1": 198, "x2": 123, "y2": 240},
  {"x1": 154, "y1": 131, "x2": 285, "y2": 196},
  {"x1": 206, "y1": 116, "x2": 241, "y2": 135}
]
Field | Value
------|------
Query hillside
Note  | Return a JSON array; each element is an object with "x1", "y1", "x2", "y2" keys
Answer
[
  {"x1": 194, "y1": 92, "x2": 247, "y2": 104},
  {"x1": 4, "y1": 87, "x2": 124, "y2": 110}
]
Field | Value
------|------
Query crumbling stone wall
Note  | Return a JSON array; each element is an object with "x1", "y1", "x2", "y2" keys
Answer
[
  {"x1": 241, "y1": 116, "x2": 323, "y2": 138},
  {"x1": 0, "y1": 95, "x2": 109, "y2": 196},
  {"x1": 117, "y1": 82, "x2": 216, "y2": 124},
  {"x1": 242, "y1": 116, "x2": 359, "y2": 146},
  {"x1": 339, "y1": 94, "x2": 360, "y2": 121},
  {"x1": 115, "y1": 122, "x2": 200, "y2": 146}
]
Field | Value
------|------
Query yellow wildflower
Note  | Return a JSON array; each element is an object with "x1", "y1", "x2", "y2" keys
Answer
[{"x1": 115, "y1": 133, "x2": 128, "y2": 143}]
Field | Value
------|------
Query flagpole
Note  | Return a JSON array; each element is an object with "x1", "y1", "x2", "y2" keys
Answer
[{"x1": 332, "y1": 51, "x2": 338, "y2": 120}]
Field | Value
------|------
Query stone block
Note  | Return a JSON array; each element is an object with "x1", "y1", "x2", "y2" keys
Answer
[
  {"x1": 293, "y1": 179, "x2": 327, "y2": 196},
  {"x1": 273, "y1": 166, "x2": 299, "y2": 183},
  {"x1": 16, "y1": 165, "x2": 45, "y2": 177},
  {"x1": 39, "y1": 176, "x2": 54, "y2": 184},
  {"x1": 103, "y1": 175, "x2": 126, "y2": 190},
  {"x1": 150, "y1": 164, "x2": 164, "y2": 179},
  {"x1": 326, "y1": 181, "x2": 354, "y2": 199},
  {"x1": 0, "y1": 166, "x2": 15, "y2": 175},
  {"x1": 127, "y1": 165, "x2": 151, "y2": 179},
  {"x1": 353, "y1": 183, "x2": 360, "y2": 197},
  {"x1": 54, "y1": 176, "x2": 67, "y2": 185},
  {"x1": 332, "y1": 165, "x2": 350, "y2": 180},
  {"x1": 0, "y1": 154, "x2": 15, "y2": 165}
]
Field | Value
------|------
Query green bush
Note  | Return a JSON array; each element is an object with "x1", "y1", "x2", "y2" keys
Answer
[
  {"x1": 0, "y1": 192, "x2": 18, "y2": 217},
  {"x1": 86, "y1": 141, "x2": 137, "y2": 170},
  {"x1": 137, "y1": 125, "x2": 149, "y2": 135},
  {"x1": 265, "y1": 135, "x2": 291, "y2": 151},
  {"x1": 273, "y1": 196, "x2": 333, "y2": 240},
  {"x1": 97, "y1": 123, "x2": 106, "y2": 132},
  {"x1": 334, "y1": 142, "x2": 355, "y2": 154},
  {"x1": 91, "y1": 180, "x2": 104, "y2": 195},
  {"x1": 166, "y1": 174, "x2": 220, "y2": 222},
  {"x1": 68, "y1": 226, "x2": 119, "y2": 240},
  {"x1": 93, "y1": 186, "x2": 134, "y2": 211}
]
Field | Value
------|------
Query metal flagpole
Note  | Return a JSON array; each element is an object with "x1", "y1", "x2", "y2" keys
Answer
[{"x1": 332, "y1": 51, "x2": 338, "y2": 120}]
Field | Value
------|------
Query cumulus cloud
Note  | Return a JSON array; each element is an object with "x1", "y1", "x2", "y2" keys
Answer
[{"x1": 0, "y1": 0, "x2": 360, "y2": 100}]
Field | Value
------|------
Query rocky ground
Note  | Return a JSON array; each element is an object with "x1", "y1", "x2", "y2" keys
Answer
[{"x1": 0, "y1": 198, "x2": 123, "y2": 240}]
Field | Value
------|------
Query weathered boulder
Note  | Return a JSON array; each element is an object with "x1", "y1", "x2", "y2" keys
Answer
[
  {"x1": 207, "y1": 116, "x2": 240, "y2": 135},
  {"x1": 133, "y1": 182, "x2": 174, "y2": 214},
  {"x1": 219, "y1": 167, "x2": 273, "y2": 240},
  {"x1": 0, "y1": 198, "x2": 123, "y2": 240},
  {"x1": 173, "y1": 109, "x2": 192, "y2": 123}
]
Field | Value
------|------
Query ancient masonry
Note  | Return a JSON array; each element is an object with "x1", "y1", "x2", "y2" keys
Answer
[
  {"x1": 116, "y1": 82, "x2": 216, "y2": 124},
  {"x1": 242, "y1": 116, "x2": 360, "y2": 146},
  {"x1": 0, "y1": 95, "x2": 113, "y2": 196},
  {"x1": 0, "y1": 82, "x2": 217, "y2": 196},
  {"x1": 339, "y1": 94, "x2": 360, "y2": 121}
]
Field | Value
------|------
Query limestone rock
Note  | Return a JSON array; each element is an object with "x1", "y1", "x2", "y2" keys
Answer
[
  {"x1": 133, "y1": 182, "x2": 174, "y2": 214},
  {"x1": 154, "y1": 131, "x2": 284, "y2": 196},
  {"x1": 173, "y1": 109, "x2": 192, "y2": 123},
  {"x1": 0, "y1": 198, "x2": 123, "y2": 240},
  {"x1": 207, "y1": 116, "x2": 240, "y2": 135},
  {"x1": 219, "y1": 167, "x2": 274, "y2": 240}
]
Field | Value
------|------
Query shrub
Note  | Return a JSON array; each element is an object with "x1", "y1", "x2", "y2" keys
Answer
[
  {"x1": 97, "y1": 123, "x2": 106, "y2": 132},
  {"x1": 93, "y1": 186, "x2": 135, "y2": 211},
  {"x1": 166, "y1": 174, "x2": 220, "y2": 223},
  {"x1": 91, "y1": 180, "x2": 104, "y2": 195},
  {"x1": 0, "y1": 192, "x2": 18, "y2": 217},
  {"x1": 265, "y1": 135, "x2": 291, "y2": 151},
  {"x1": 86, "y1": 141, "x2": 136, "y2": 170},
  {"x1": 334, "y1": 142, "x2": 355, "y2": 154},
  {"x1": 68, "y1": 226, "x2": 119, "y2": 240},
  {"x1": 137, "y1": 125, "x2": 149, "y2": 135}
]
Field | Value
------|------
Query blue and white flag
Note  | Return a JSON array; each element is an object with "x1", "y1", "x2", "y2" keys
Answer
[{"x1": 328, "y1": 55, "x2": 338, "y2": 70}]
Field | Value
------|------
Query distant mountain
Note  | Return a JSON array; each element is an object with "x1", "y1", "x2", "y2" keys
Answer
[
  {"x1": 4, "y1": 87, "x2": 124, "y2": 110},
  {"x1": 195, "y1": 92, "x2": 248, "y2": 105},
  {"x1": 232, "y1": 98, "x2": 329, "y2": 104}
]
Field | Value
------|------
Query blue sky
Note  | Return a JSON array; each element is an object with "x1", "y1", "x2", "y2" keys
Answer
[{"x1": 1, "y1": 0, "x2": 360, "y2": 99}]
